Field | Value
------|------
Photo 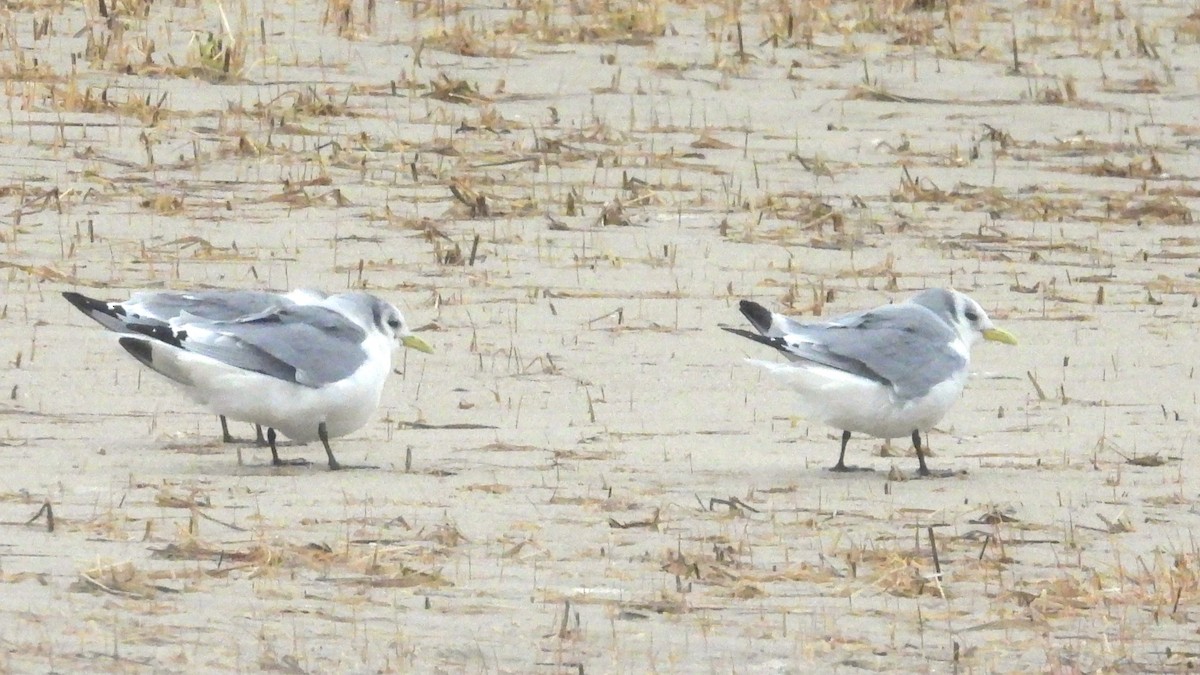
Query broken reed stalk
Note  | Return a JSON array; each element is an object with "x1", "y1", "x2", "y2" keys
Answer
[
  {"x1": 558, "y1": 599, "x2": 571, "y2": 638},
  {"x1": 1026, "y1": 370, "x2": 1047, "y2": 400},
  {"x1": 928, "y1": 527, "x2": 941, "y2": 576},
  {"x1": 26, "y1": 500, "x2": 54, "y2": 532}
]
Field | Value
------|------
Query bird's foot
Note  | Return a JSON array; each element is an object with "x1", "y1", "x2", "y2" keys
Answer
[
  {"x1": 830, "y1": 463, "x2": 874, "y2": 473},
  {"x1": 271, "y1": 457, "x2": 311, "y2": 467},
  {"x1": 327, "y1": 462, "x2": 380, "y2": 471},
  {"x1": 913, "y1": 467, "x2": 967, "y2": 479}
]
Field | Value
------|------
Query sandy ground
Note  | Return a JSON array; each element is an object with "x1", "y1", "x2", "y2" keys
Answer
[{"x1": 4, "y1": 0, "x2": 1200, "y2": 671}]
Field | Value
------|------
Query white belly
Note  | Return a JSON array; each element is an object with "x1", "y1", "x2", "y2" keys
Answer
[
  {"x1": 749, "y1": 359, "x2": 968, "y2": 438},
  {"x1": 145, "y1": 335, "x2": 394, "y2": 442}
]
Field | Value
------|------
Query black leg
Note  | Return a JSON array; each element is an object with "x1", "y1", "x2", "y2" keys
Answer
[
  {"x1": 317, "y1": 423, "x2": 378, "y2": 470},
  {"x1": 220, "y1": 416, "x2": 234, "y2": 443},
  {"x1": 913, "y1": 430, "x2": 930, "y2": 476},
  {"x1": 255, "y1": 424, "x2": 266, "y2": 446},
  {"x1": 319, "y1": 422, "x2": 341, "y2": 470},
  {"x1": 268, "y1": 428, "x2": 309, "y2": 467},
  {"x1": 267, "y1": 427, "x2": 282, "y2": 465},
  {"x1": 831, "y1": 430, "x2": 852, "y2": 471},
  {"x1": 830, "y1": 430, "x2": 872, "y2": 472}
]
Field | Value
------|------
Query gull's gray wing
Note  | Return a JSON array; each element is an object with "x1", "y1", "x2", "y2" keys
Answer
[
  {"x1": 128, "y1": 290, "x2": 293, "y2": 324},
  {"x1": 140, "y1": 305, "x2": 369, "y2": 387},
  {"x1": 768, "y1": 303, "x2": 963, "y2": 400},
  {"x1": 64, "y1": 290, "x2": 296, "y2": 335}
]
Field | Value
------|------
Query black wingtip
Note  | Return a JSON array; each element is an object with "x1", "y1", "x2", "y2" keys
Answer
[
  {"x1": 126, "y1": 321, "x2": 186, "y2": 347},
  {"x1": 62, "y1": 291, "x2": 106, "y2": 315},
  {"x1": 720, "y1": 325, "x2": 786, "y2": 352},
  {"x1": 119, "y1": 336, "x2": 153, "y2": 368},
  {"x1": 738, "y1": 300, "x2": 774, "y2": 336},
  {"x1": 63, "y1": 291, "x2": 130, "y2": 333}
]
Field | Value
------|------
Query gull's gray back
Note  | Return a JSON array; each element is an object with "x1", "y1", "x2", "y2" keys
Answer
[
  {"x1": 129, "y1": 290, "x2": 291, "y2": 324},
  {"x1": 780, "y1": 300, "x2": 965, "y2": 401},
  {"x1": 182, "y1": 305, "x2": 370, "y2": 387}
]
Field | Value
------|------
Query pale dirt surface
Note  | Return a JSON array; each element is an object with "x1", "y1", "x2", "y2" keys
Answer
[{"x1": 3, "y1": 0, "x2": 1200, "y2": 672}]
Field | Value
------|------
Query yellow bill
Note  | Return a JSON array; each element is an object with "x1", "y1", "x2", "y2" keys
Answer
[
  {"x1": 401, "y1": 334, "x2": 434, "y2": 353},
  {"x1": 982, "y1": 327, "x2": 1017, "y2": 345}
]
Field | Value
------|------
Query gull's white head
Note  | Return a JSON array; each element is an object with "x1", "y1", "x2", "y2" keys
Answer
[
  {"x1": 323, "y1": 292, "x2": 434, "y2": 353},
  {"x1": 911, "y1": 288, "x2": 1017, "y2": 348}
]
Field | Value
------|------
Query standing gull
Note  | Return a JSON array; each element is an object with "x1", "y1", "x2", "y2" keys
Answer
[
  {"x1": 64, "y1": 290, "x2": 433, "y2": 469},
  {"x1": 722, "y1": 288, "x2": 1016, "y2": 476},
  {"x1": 63, "y1": 288, "x2": 326, "y2": 443}
]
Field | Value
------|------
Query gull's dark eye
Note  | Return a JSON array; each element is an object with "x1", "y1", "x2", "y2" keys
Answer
[
  {"x1": 964, "y1": 310, "x2": 979, "y2": 322},
  {"x1": 387, "y1": 317, "x2": 401, "y2": 329}
]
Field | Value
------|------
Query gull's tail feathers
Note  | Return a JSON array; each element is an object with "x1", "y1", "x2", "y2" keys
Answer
[{"x1": 118, "y1": 336, "x2": 196, "y2": 387}]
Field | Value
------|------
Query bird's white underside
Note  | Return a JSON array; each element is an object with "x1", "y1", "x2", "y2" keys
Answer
[
  {"x1": 747, "y1": 339, "x2": 971, "y2": 439},
  {"x1": 136, "y1": 328, "x2": 395, "y2": 442}
]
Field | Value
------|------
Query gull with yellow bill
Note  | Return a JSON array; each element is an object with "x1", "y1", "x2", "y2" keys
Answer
[
  {"x1": 723, "y1": 288, "x2": 1017, "y2": 477},
  {"x1": 64, "y1": 290, "x2": 433, "y2": 470}
]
